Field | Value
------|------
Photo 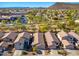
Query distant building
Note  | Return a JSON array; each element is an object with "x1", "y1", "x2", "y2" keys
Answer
[
  {"x1": 0, "y1": 12, "x2": 27, "y2": 24},
  {"x1": 20, "y1": 15, "x2": 27, "y2": 24}
]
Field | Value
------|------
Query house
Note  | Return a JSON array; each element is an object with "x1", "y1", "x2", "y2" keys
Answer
[
  {"x1": 57, "y1": 31, "x2": 77, "y2": 49},
  {"x1": 45, "y1": 32, "x2": 61, "y2": 50},
  {"x1": 1, "y1": 33, "x2": 10, "y2": 42},
  {"x1": 2, "y1": 32, "x2": 18, "y2": 42},
  {"x1": 62, "y1": 35, "x2": 77, "y2": 49},
  {"x1": 14, "y1": 32, "x2": 33, "y2": 50},
  {"x1": 1, "y1": 33, "x2": 11, "y2": 40},
  {"x1": 2, "y1": 51, "x2": 8, "y2": 56},
  {"x1": 0, "y1": 32, "x2": 4, "y2": 42},
  {"x1": 0, "y1": 32, "x2": 4, "y2": 38},
  {"x1": 0, "y1": 41, "x2": 14, "y2": 55},
  {"x1": 13, "y1": 50, "x2": 23, "y2": 56},
  {"x1": 0, "y1": 46, "x2": 4, "y2": 56},
  {"x1": 1, "y1": 42, "x2": 14, "y2": 51},
  {"x1": 57, "y1": 30, "x2": 68, "y2": 41},
  {"x1": 68, "y1": 31, "x2": 79, "y2": 45},
  {"x1": 14, "y1": 32, "x2": 25, "y2": 43},
  {"x1": 32, "y1": 32, "x2": 45, "y2": 55},
  {"x1": 32, "y1": 32, "x2": 45, "y2": 50},
  {"x1": 0, "y1": 42, "x2": 4, "y2": 56},
  {"x1": 14, "y1": 37, "x2": 29, "y2": 50}
]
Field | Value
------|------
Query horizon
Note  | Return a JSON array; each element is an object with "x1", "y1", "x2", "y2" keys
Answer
[{"x1": 0, "y1": 2, "x2": 79, "y2": 8}]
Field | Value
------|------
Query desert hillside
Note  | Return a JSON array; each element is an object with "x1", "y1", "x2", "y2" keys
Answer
[{"x1": 48, "y1": 2, "x2": 79, "y2": 9}]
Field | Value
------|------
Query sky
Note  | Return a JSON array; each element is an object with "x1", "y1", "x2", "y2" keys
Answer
[
  {"x1": 0, "y1": 2, "x2": 55, "y2": 8},
  {"x1": 0, "y1": 2, "x2": 79, "y2": 8}
]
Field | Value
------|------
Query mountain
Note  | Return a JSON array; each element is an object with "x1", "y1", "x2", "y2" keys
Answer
[{"x1": 48, "y1": 2, "x2": 79, "y2": 9}]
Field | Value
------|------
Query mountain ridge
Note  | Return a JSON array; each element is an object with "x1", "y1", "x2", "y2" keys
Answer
[{"x1": 48, "y1": 2, "x2": 79, "y2": 9}]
